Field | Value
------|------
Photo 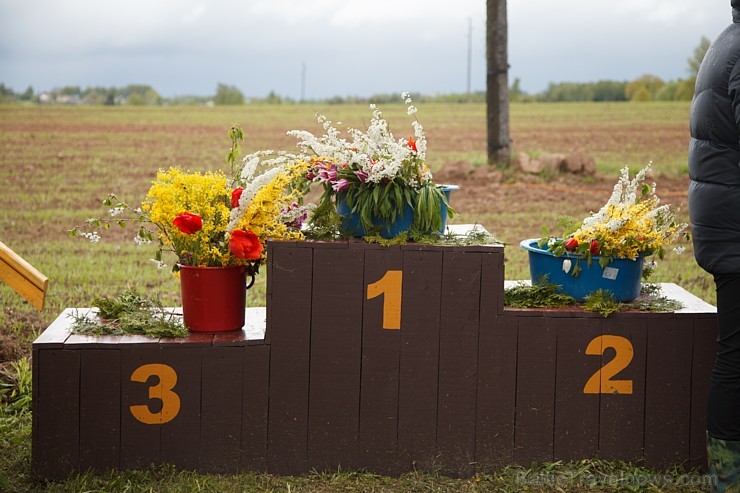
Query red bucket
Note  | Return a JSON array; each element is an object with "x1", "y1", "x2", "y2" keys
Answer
[{"x1": 179, "y1": 265, "x2": 247, "y2": 332}]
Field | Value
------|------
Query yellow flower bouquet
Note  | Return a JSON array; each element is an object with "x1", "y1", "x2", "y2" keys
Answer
[
  {"x1": 539, "y1": 163, "x2": 687, "y2": 276},
  {"x1": 72, "y1": 125, "x2": 311, "y2": 278}
]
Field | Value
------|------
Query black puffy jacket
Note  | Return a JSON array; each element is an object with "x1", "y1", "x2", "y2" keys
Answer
[{"x1": 689, "y1": 1, "x2": 740, "y2": 275}]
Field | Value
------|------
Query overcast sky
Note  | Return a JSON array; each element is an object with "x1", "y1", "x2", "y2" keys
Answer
[{"x1": 0, "y1": 0, "x2": 732, "y2": 99}]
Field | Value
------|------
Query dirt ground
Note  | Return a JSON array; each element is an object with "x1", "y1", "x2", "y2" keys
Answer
[{"x1": 433, "y1": 160, "x2": 690, "y2": 218}]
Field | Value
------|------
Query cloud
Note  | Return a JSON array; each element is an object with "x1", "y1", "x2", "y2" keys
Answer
[{"x1": 0, "y1": 0, "x2": 732, "y2": 98}]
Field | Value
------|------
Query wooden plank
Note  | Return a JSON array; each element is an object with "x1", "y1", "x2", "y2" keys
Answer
[
  {"x1": 359, "y1": 247, "x2": 402, "y2": 475},
  {"x1": 119, "y1": 347, "x2": 163, "y2": 469},
  {"x1": 660, "y1": 283, "x2": 717, "y2": 314},
  {"x1": 266, "y1": 245, "x2": 313, "y2": 475},
  {"x1": 158, "y1": 347, "x2": 202, "y2": 471},
  {"x1": 199, "y1": 346, "x2": 244, "y2": 473},
  {"x1": 489, "y1": 252, "x2": 506, "y2": 315},
  {"x1": 32, "y1": 349, "x2": 80, "y2": 479},
  {"x1": 644, "y1": 316, "x2": 693, "y2": 469},
  {"x1": 79, "y1": 349, "x2": 121, "y2": 472},
  {"x1": 241, "y1": 345, "x2": 270, "y2": 472},
  {"x1": 398, "y1": 250, "x2": 443, "y2": 471},
  {"x1": 307, "y1": 247, "x2": 364, "y2": 471},
  {"x1": 158, "y1": 331, "x2": 212, "y2": 348},
  {"x1": 553, "y1": 317, "x2": 601, "y2": 461},
  {"x1": 475, "y1": 315, "x2": 517, "y2": 471},
  {"x1": 514, "y1": 317, "x2": 556, "y2": 465},
  {"x1": 475, "y1": 252, "x2": 512, "y2": 471},
  {"x1": 436, "y1": 251, "x2": 481, "y2": 477},
  {"x1": 65, "y1": 333, "x2": 122, "y2": 348},
  {"x1": 689, "y1": 316, "x2": 717, "y2": 471},
  {"x1": 31, "y1": 346, "x2": 39, "y2": 475},
  {"x1": 212, "y1": 307, "x2": 266, "y2": 346},
  {"x1": 0, "y1": 240, "x2": 48, "y2": 310},
  {"x1": 598, "y1": 316, "x2": 647, "y2": 462},
  {"x1": 33, "y1": 308, "x2": 78, "y2": 348}
]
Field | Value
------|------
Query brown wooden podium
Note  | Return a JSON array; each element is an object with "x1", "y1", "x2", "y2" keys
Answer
[{"x1": 32, "y1": 228, "x2": 717, "y2": 479}]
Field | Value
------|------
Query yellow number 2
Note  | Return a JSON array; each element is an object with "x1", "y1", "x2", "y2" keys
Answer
[
  {"x1": 129, "y1": 363, "x2": 181, "y2": 424},
  {"x1": 583, "y1": 335, "x2": 634, "y2": 395},
  {"x1": 367, "y1": 270, "x2": 403, "y2": 330}
]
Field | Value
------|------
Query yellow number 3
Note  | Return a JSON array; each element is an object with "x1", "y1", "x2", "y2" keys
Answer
[{"x1": 129, "y1": 363, "x2": 181, "y2": 424}]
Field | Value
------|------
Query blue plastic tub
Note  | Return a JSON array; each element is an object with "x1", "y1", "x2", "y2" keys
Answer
[
  {"x1": 520, "y1": 238, "x2": 644, "y2": 302},
  {"x1": 337, "y1": 185, "x2": 458, "y2": 239}
]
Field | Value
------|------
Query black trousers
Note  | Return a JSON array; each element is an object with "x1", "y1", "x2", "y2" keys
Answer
[{"x1": 709, "y1": 273, "x2": 740, "y2": 440}]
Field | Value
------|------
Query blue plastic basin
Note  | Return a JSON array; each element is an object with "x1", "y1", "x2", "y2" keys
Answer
[
  {"x1": 520, "y1": 238, "x2": 644, "y2": 302},
  {"x1": 337, "y1": 185, "x2": 458, "y2": 239}
]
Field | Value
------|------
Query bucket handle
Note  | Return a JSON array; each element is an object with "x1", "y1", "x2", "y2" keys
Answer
[{"x1": 246, "y1": 271, "x2": 256, "y2": 290}]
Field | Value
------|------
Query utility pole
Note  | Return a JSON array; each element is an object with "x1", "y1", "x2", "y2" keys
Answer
[
  {"x1": 301, "y1": 62, "x2": 306, "y2": 102},
  {"x1": 486, "y1": 0, "x2": 511, "y2": 166}
]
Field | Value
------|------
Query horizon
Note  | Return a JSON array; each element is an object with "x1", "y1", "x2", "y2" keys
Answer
[{"x1": 0, "y1": 1, "x2": 731, "y2": 100}]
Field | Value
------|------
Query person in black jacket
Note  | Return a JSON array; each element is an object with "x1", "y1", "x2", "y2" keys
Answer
[{"x1": 689, "y1": 1, "x2": 740, "y2": 490}]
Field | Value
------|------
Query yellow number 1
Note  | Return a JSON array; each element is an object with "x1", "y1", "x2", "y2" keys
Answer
[
  {"x1": 130, "y1": 363, "x2": 181, "y2": 424},
  {"x1": 367, "y1": 270, "x2": 403, "y2": 330}
]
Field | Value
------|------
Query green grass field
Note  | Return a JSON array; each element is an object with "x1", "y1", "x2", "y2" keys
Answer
[{"x1": 0, "y1": 101, "x2": 714, "y2": 492}]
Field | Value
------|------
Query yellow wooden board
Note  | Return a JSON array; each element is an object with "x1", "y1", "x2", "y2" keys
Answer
[{"x1": 0, "y1": 241, "x2": 48, "y2": 311}]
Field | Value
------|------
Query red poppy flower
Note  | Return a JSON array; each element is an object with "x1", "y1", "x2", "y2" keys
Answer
[
  {"x1": 589, "y1": 239, "x2": 600, "y2": 255},
  {"x1": 173, "y1": 212, "x2": 202, "y2": 234},
  {"x1": 407, "y1": 136, "x2": 418, "y2": 152},
  {"x1": 231, "y1": 187, "x2": 244, "y2": 208},
  {"x1": 229, "y1": 230, "x2": 263, "y2": 260}
]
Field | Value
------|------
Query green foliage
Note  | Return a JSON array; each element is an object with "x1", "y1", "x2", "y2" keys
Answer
[
  {"x1": 363, "y1": 232, "x2": 409, "y2": 246},
  {"x1": 633, "y1": 283, "x2": 685, "y2": 312},
  {"x1": 343, "y1": 180, "x2": 416, "y2": 236},
  {"x1": 631, "y1": 86, "x2": 653, "y2": 102},
  {"x1": 0, "y1": 411, "x2": 31, "y2": 492},
  {"x1": 656, "y1": 79, "x2": 695, "y2": 102},
  {"x1": 434, "y1": 226, "x2": 501, "y2": 246},
  {"x1": 675, "y1": 78, "x2": 696, "y2": 100},
  {"x1": 0, "y1": 458, "x2": 712, "y2": 492},
  {"x1": 583, "y1": 290, "x2": 621, "y2": 317},
  {"x1": 227, "y1": 123, "x2": 244, "y2": 177},
  {"x1": 509, "y1": 78, "x2": 525, "y2": 102},
  {"x1": 214, "y1": 83, "x2": 245, "y2": 105},
  {"x1": 541, "y1": 80, "x2": 628, "y2": 102},
  {"x1": 0, "y1": 358, "x2": 32, "y2": 415},
  {"x1": 362, "y1": 225, "x2": 501, "y2": 247},
  {"x1": 19, "y1": 86, "x2": 33, "y2": 101},
  {"x1": 264, "y1": 90, "x2": 284, "y2": 104},
  {"x1": 505, "y1": 281, "x2": 682, "y2": 317},
  {"x1": 58, "y1": 85, "x2": 81, "y2": 96},
  {"x1": 302, "y1": 199, "x2": 345, "y2": 240},
  {"x1": 504, "y1": 278, "x2": 578, "y2": 309},
  {"x1": 688, "y1": 36, "x2": 711, "y2": 77},
  {"x1": 70, "y1": 289, "x2": 187, "y2": 338},
  {"x1": 411, "y1": 185, "x2": 454, "y2": 235},
  {"x1": 0, "y1": 83, "x2": 13, "y2": 97},
  {"x1": 591, "y1": 80, "x2": 629, "y2": 101},
  {"x1": 626, "y1": 74, "x2": 665, "y2": 102},
  {"x1": 633, "y1": 295, "x2": 684, "y2": 312}
]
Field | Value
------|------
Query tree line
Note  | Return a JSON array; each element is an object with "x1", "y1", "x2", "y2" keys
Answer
[{"x1": 1, "y1": 37, "x2": 709, "y2": 106}]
